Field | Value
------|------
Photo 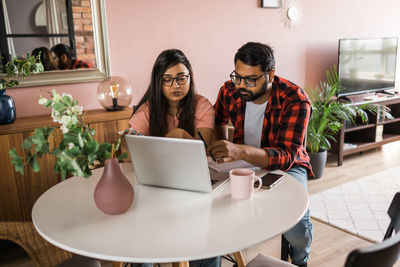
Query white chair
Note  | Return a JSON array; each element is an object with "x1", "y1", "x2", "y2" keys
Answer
[{"x1": 247, "y1": 253, "x2": 295, "y2": 267}]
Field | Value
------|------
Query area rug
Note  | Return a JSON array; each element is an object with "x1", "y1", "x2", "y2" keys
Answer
[{"x1": 309, "y1": 165, "x2": 400, "y2": 242}]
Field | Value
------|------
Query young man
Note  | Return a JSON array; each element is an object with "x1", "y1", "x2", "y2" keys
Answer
[
  {"x1": 51, "y1": 43, "x2": 93, "y2": 70},
  {"x1": 209, "y1": 42, "x2": 313, "y2": 267}
]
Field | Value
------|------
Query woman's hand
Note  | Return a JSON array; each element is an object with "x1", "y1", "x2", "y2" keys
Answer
[
  {"x1": 166, "y1": 128, "x2": 193, "y2": 139},
  {"x1": 118, "y1": 128, "x2": 143, "y2": 136}
]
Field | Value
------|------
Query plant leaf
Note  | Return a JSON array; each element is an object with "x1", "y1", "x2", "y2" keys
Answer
[
  {"x1": 31, "y1": 155, "x2": 40, "y2": 172},
  {"x1": 118, "y1": 152, "x2": 128, "y2": 161},
  {"x1": 9, "y1": 148, "x2": 25, "y2": 174}
]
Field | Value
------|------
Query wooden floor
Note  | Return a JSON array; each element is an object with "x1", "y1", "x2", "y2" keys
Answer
[
  {"x1": 236, "y1": 140, "x2": 400, "y2": 267},
  {"x1": 2, "y1": 141, "x2": 400, "y2": 267}
]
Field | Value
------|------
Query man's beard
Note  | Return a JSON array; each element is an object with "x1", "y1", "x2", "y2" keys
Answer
[{"x1": 239, "y1": 81, "x2": 268, "y2": 102}]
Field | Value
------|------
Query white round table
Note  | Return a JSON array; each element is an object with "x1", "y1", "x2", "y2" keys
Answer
[{"x1": 32, "y1": 163, "x2": 308, "y2": 264}]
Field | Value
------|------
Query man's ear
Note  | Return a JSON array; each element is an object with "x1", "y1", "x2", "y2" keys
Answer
[
  {"x1": 60, "y1": 54, "x2": 68, "y2": 63},
  {"x1": 268, "y1": 70, "x2": 275, "y2": 83}
]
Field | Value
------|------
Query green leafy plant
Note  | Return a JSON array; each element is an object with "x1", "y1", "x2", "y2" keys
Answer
[
  {"x1": 0, "y1": 53, "x2": 44, "y2": 89},
  {"x1": 306, "y1": 66, "x2": 374, "y2": 154},
  {"x1": 9, "y1": 90, "x2": 127, "y2": 180}
]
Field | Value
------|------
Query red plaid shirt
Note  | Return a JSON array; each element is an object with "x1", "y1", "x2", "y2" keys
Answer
[
  {"x1": 72, "y1": 59, "x2": 92, "y2": 69},
  {"x1": 214, "y1": 76, "x2": 313, "y2": 177}
]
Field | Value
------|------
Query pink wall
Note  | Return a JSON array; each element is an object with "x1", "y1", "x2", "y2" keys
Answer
[{"x1": 9, "y1": 0, "x2": 400, "y2": 118}]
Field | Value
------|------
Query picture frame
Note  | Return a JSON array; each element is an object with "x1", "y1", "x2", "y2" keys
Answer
[{"x1": 261, "y1": 0, "x2": 282, "y2": 8}]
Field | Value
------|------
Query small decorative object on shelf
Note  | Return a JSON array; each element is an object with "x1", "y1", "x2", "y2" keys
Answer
[
  {"x1": 97, "y1": 76, "x2": 133, "y2": 111},
  {"x1": 9, "y1": 89, "x2": 128, "y2": 180},
  {"x1": 0, "y1": 53, "x2": 43, "y2": 124},
  {"x1": 343, "y1": 142, "x2": 357, "y2": 150}
]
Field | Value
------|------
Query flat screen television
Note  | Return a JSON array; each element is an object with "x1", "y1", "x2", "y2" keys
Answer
[{"x1": 337, "y1": 37, "x2": 398, "y2": 97}]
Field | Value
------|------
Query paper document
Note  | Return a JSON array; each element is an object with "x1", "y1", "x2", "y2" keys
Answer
[{"x1": 208, "y1": 160, "x2": 261, "y2": 174}]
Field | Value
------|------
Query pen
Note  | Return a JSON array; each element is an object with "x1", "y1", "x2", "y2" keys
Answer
[{"x1": 197, "y1": 131, "x2": 217, "y2": 162}]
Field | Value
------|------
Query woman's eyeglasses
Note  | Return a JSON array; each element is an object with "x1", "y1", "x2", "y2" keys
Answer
[
  {"x1": 162, "y1": 75, "x2": 190, "y2": 87},
  {"x1": 230, "y1": 71, "x2": 266, "y2": 87}
]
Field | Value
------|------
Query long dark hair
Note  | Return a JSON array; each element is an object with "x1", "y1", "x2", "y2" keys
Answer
[
  {"x1": 31, "y1": 47, "x2": 57, "y2": 71},
  {"x1": 132, "y1": 49, "x2": 196, "y2": 137}
]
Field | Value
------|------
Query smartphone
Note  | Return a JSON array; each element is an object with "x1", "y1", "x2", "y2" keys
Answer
[{"x1": 261, "y1": 173, "x2": 284, "y2": 189}]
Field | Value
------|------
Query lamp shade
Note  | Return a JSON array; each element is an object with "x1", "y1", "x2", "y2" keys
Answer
[{"x1": 97, "y1": 76, "x2": 133, "y2": 111}]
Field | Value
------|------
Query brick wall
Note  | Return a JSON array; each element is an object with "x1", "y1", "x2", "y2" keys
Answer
[{"x1": 71, "y1": 0, "x2": 96, "y2": 67}]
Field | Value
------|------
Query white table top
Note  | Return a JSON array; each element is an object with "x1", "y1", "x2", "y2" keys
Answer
[{"x1": 32, "y1": 163, "x2": 308, "y2": 263}]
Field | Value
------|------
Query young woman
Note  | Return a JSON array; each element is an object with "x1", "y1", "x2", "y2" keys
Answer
[
  {"x1": 129, "y1": 49, "x2": 219, "y2": 267},
  {"x1": 31, "y1": 47, "x2": 57, "y2": 71},
  {"x1": 129, "y1": 49, "x2": 214, "y2": 145}
]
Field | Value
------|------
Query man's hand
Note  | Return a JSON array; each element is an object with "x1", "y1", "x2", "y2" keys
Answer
[
  {"x1": 166, "y1": 128, "x2": 192, "y2": 139},
  {"x1": 209, "y1": 140, "x2": 245, "y2": 163},
  {"x1": 209, "y1": 140, "x2": 270, "y2": 168}
]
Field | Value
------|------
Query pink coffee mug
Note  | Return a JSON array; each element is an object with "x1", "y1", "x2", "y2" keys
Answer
[{"x1": 229, "y1": 168, "x2": 262, "y2": 199}]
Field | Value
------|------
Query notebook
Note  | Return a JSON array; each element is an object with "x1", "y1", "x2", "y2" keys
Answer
[
  {"x1": 124, "y1": 135, "x2": 229, "y2": 193},
  {"x1": 208, "y1": 160, "x2": 261, "y2": 174}
]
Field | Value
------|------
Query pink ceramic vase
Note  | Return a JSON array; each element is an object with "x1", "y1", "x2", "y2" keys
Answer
[{"x1": 94, "y1": 158, "x2": 134, "y2": 215}]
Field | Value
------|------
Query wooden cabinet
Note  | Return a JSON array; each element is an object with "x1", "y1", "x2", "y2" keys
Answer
[
  {"x1": 330, "y1": 94, "x2": 400, "y2": 166},
  {"x1": 0, "y1": 109, "x2": 131, "y2": 266},
  {"x1": 0, "y1": 108, "x2": 131, "y2": 221}
]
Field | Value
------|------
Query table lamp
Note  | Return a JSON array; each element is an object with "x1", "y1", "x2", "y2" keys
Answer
[{"x1": 97, "y1": 76, "x2": 133, "y2": 111}]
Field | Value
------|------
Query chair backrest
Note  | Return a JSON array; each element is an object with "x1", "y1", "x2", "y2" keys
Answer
[
  {"x1": 384, "y1": 192, "x2": 400, "y2": 240},
  {"x1": 344, "y1": 232, "x2": 400, "y2": 267}
]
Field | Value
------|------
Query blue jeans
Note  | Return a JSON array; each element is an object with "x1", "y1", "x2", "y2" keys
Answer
[
  {"x1": 138, "y1": 257, "x2": 220, "y2": 267},
  {"x1": 284, "y1": 165, "x2": 313, "y2": 265}
]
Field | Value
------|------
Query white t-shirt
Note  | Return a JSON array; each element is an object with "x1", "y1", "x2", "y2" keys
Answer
[{"x1": 244, "y1": 101, "x2": 268, "y2": 148}]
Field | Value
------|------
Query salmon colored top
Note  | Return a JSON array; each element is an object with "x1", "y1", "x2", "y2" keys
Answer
[{"x1": 129, "y1": 95, "x2": 215, "y2": 136}]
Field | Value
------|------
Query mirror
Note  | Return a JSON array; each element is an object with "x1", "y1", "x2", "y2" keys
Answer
[{"x1": 0, "y1": 0, "x2": 110, "y2": 87}]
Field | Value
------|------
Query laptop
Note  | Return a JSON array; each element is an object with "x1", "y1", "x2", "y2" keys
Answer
[{"x1": 124, "y1": 135, "x2": 229, "y2": 193}]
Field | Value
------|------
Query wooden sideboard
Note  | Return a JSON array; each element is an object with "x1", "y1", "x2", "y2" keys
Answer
[{"x1": 0, "y1": 108, "x2": 131, "y2": 266}]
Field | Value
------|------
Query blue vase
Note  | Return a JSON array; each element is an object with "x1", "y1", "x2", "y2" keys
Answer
[{"x1": 0, "y1": 89, "x2": 16, "y2": 124}]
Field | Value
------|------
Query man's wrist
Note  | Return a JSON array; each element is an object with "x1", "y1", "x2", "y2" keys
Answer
[
  {"x1": 239, "y1": 144, "x2": 251, "y2": 162},
  {"x1": 239, "y1": 145, "x2": 269, "y2": 168}
]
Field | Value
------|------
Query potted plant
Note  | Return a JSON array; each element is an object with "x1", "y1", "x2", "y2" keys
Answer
[
  {"x1": 0, "y1": 53, "x2": 44, "y2": 124},
  {"x1": 306, "y1": 66, "x2": 370, "y2": 178},
  {"x1": 9, "y1": 90, "x2": 132, "y2": 214},
  {"x1": 9, "y1": 89, "x2": 128, "y2": 180}
]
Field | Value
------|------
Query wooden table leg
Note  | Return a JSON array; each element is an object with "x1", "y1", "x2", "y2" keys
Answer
[
  {"x1": 233, "y1": 251, "x2": 246, "y2": 267},
  {"x1": 112, "y1": 262, "x2": 123, "y2": 267},
  {"x1": 172, "y1": 261, "x2": 189, "y2": 267}
]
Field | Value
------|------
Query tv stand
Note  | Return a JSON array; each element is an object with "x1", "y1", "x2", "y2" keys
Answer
[
  {"x1": 330, "y1": 94, "x2": 400, "y2": 166},
  {"x1": 379, "y1": 90, "x2": 395, "y2": 96},
  {"x1": 337, "y1": 95, "x2": 352, "y2": 103}
]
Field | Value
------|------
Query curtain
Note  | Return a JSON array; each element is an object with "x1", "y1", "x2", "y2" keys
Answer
[
  {"x1": 2, "y1": 0, "x2": 16, "y2": 59},
  {"x1": 43, "y1": 0, "x2": 61, "y2": 47}
]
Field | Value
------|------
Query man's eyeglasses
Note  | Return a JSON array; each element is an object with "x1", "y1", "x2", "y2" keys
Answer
[
  {"x1": 161, "y1": 75, "x2": 190, "y2": 87},
  {"x1": 230, "y1": 71, "x2": 266, "y2": 87}
]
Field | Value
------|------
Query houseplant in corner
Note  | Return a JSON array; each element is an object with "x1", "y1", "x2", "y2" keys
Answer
[
  {"x1": 306, "y1": 66, "x2": 370, "y2": 178},
  {"x1": 9, "y1": 90, "x2": 132, "y2": 215},
  {"x1": 0, "y1": 54, "x2": 43, "y2": 124}
]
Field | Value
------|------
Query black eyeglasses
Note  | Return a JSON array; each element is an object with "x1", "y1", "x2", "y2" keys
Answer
[
  {"x1": 161, "y1": 75, "x2": 190, "y2": 87},
  {"x1": 230, "y1": 71, "x2": 266, "y2": 87}
]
